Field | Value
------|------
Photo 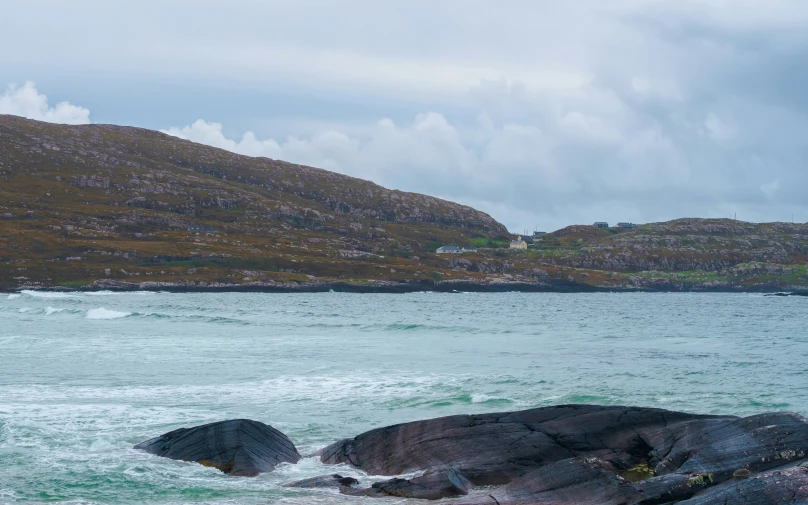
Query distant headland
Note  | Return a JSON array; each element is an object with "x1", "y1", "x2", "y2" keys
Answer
[{"x1": 2, "y1": 115, "x2": 807, "y2": 294}]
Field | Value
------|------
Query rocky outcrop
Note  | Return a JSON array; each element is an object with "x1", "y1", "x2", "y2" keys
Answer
[
  {"x1": 338, "y1": 469, "x2": 472, "y2": 500},
  {"x1": 453, "y1": 458, "x2": 808, "y2": 505},
  {"x1": 319, "y1": 404, "x2": 725, "y2": 485},
  {"x1": 134, "y1": 419, "x2": 301, "y2": 476},
  {"x1": 317, "y1": 404, "x2": 808, "y2": 502}
]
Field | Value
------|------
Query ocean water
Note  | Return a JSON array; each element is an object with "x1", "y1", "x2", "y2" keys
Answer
[{"x1": 0, "y1": 291, "x2": 806, "y2": 504}]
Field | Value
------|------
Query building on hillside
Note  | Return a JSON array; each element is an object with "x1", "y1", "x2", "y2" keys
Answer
[
  {"x1": 461, "y1": 246, "x2": 478, "y2": 253},
  {"x1": 436, "y1": 245, "x2": 462, "y2": 254},
  {"x1": 510, "y1": 237, "x2": 528, "y2": 250},
  {"x1": 593, "y1": 222, "x2": 609, "y2": 229},
  {"x1": 533, "y1": 231, "x2": 547, "y2": 236},
  {"x1": 617, "y1": 222, "x2": 637, "y2": 229}
]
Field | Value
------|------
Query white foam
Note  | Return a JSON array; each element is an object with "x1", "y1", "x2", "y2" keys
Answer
[
  {"x1": 45, "y1": 307, "x2": 64, "y2": 315},
  {"x1": 83, "y1": 290, "x2": 156, "y2": 296},
  {"x1": 18, "y1": 308, "x2": 29, "y2": 313},
  {"x1": 86, "y1": 307, "x2": 131, "y2": 320},
  {"x1": 471, "y1": 393, "x2": 493, "y2": 403},
  {"x1": 20, "y1": 290, "x2": 74, "y2": 298},
  {"x1": 6, "y1": 294, "x2": 20, "y2": 300}
]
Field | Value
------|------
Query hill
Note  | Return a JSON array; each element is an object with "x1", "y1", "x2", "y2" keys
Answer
[
  {"x1": 0, "y1": 115, "x2": 507, "y2": 291},
  {"x1": 1, "y1": 115, "x2": 807, "y2": 292}
]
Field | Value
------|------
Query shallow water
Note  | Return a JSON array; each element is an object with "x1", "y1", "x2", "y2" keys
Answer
[{"x1": 0, "y1": 291, "x2": 806, "y2": 504}]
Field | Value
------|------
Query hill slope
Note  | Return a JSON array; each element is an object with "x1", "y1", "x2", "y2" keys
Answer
[
  {"x1": 1, "y1": 115, "x2": 807, "y2": 292},
  {"x1": 0, "y1": 115, "x2": 508, "y2": 290}
]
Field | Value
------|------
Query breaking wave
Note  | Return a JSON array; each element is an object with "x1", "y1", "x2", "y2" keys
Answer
[{"x1": 86, "y1": 308, "x2": 132, "y2": 320}]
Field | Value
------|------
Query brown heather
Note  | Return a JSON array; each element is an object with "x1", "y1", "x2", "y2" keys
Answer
[{"x1": 1, "y1": 115, "x2": 807, "y2": 292}]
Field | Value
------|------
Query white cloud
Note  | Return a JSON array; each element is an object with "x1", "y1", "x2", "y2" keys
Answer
[
  {"x1": 704, "y1": 112, "x2": 736, "y2": 142},
  {"x1": 761, "y1": 179, "x2": 780, "y2": 198},
  {"x1": 0, "y1": 81, "x2": 90, "y2": 124}
]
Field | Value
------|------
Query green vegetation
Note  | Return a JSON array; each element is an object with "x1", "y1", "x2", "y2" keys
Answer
[{"x1": 468, "y1": 237, "x2": 510, "y2": 249}]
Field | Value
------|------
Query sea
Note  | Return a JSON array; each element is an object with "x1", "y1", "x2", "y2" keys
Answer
[{"x1": 0, "y1": 291, "x2": 806, "y2": 504}]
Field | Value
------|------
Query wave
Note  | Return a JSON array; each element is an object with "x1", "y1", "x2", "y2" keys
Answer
[
  {"x1": 6, "y1": 294, "x2": 20, "y2": 300},
  {"x1": 20, "y1": 290, "x2": 74, "y2": 298},
  {"x1": 86, "y1": 308, "x2": 132, "y2": 320},
  {"x1": 83, "y1": 290, "x2": 157, "y2": 296},
  {"x1": 45, "y1": 307, "x2": 65, "y2": 315}
]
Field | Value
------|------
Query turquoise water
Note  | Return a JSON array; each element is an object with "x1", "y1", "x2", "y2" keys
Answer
[{"x1": 0, "y1": 291, "x2": 806, "y2": 504}]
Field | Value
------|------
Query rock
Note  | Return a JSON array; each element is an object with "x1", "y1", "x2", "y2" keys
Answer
[
  {"x1": 321, "y1": 404, "x2": 808, "y2": 502},
  {"x1": 452, "y1": 457, "x2": 640, "y2": 505},
  {"x1": 631, "y1": 472, "x2": 716, "y2": 504},
  {"x1": 134, "y1": 419, "x2": 301, "y2": 476},
  {"x1": 676, "y1": 466, "x2": 808, "y2": 504},
  {"x1": 283, "y1": 473, "x2": 359, "y2": 489},
  {"x1": 650, "y1": 412, "x2": 808, "y2": 479},
  {"x1": 341, "y1": 469, "x2": 472, "y2": 500},
  {"x1": 320, "y1": 404, "x2": 726, "y2": 485}
]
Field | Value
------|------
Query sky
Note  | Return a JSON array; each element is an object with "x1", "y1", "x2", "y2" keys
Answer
[{"x1": 1, "y1": 0, "x2": 807, "y2": 232}]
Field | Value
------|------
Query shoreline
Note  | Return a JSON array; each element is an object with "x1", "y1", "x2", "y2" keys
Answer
[{"x1": 3, "y1": 279, "x2": 807, "y2": 295}]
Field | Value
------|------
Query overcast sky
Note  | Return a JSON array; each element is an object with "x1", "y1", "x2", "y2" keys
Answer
[{"x1": 2, "y1": 0, "x2": 807, "y2": 232}]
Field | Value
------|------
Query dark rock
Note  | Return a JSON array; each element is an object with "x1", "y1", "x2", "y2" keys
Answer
[
  {"x1": 342, "y1": 469, "x2": 472, "y2": 500},
  {"x1": 632, "y1": 472, "x2": 716, "y2": 504},
  {"x1": 320, "y1": 404, "x2": 726, "y2": 485},
  {"x1": 134, "y1": 419, "x2": 301, "y2": 476},
  {"x1": 283, "y1": 473, "x2": 359, "y2": 489},
  {"x1": 650, "y1": 412, "x2": 808, "y2": 479},
  {"x1": 453, "y1": 457, "x2": 640, "y2": 505},
  {"x1": 321, "y1": 404, "x2": 808, "y2": 502},
  {"x1": 676, "y1": 466, "x2": 808, "y2": 504}
]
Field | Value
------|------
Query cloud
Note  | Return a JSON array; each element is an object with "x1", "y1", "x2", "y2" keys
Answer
[
  {"x1": 761, "y1": 179, "x2": 780, "y2": 198},
  {"x1": 3, "y1": 1, "x2": 808, "y2": 228},
  {"x1": 0, "y1": 81, "x2": 90, "y2": 124}
]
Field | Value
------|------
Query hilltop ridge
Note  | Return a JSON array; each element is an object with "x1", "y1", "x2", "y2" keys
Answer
[{"x1": 1, "y1": 115, "x2": 807, "y2": 292}]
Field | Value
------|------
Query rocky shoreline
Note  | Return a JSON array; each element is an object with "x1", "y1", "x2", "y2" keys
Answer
[
  {"x1": 4, "y1": 278, "x2": 808, "y2": 295},
  {"x1": 134, "y1": 404, "x2": 808, "y2": 504}
]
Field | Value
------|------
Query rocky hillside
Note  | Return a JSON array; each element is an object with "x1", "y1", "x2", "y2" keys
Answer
[
  {"x1": 0, "y1": 115, "x2": 507, "y2": 290},
  {"x1": 444, "y1": 219, "x2": 808, "y2": 291},
  {"x1": 1, "y1": 115, "x2": 806, "y2": 292}
]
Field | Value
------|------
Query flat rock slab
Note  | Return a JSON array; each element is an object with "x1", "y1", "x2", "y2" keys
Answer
[
  {"x1": 452, "y1": 458, "x2": 808, "y2": 505},
  {"x1": 320, "y1": 404, "x2": 808, "y2": 502},
  {"x1": 134, "y1": 419, "x2": 301, "y2": 476},
  {"x1": 319, "y1": 404, "x2": 727, "y2": 485},
  {"x1": 676, "y1": 466, "x2": 808, "y2": 505}
]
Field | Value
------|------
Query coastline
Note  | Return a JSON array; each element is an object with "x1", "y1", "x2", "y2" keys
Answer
[{"x1": 3, "y1": 278, "x2": 807, "y2": 295}]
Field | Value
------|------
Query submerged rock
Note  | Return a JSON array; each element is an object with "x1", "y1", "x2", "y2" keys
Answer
[{"x1": 134, "y1": 419, "x2": 301, "y2": 476}]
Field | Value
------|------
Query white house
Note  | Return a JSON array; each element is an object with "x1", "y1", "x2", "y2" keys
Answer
[
  {"x1": 436, "y1": 245, "x2": 462, "y2": 254},
  {"x1": 510, "y1": 237, "x2": 528, "y2": 250}
]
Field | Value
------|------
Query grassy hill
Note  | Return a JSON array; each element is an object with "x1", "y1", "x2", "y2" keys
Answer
[
  {"x1": 0, "y1": 115, "x2": 508, "y2": 290},
  {"x1": 1, "y1": 115, "x2": 807, "y2": 292}
]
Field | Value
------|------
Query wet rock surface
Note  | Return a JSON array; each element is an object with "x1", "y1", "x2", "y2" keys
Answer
[
  {"x1": 283, "y1": 473, "x2": 359, "y2": 489},
  {"x1": 134, "y1": 419, "x2": 301, "y2": 476},
  {"x1": 317, "y1": 404, "x2": 808, "y2": 503},
  {"x1": 319, "y1": 404, "x2": 727, "y2": 484},
  {"x1": 339, "y1": 469, "x2": 473, "y2": 500}
]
